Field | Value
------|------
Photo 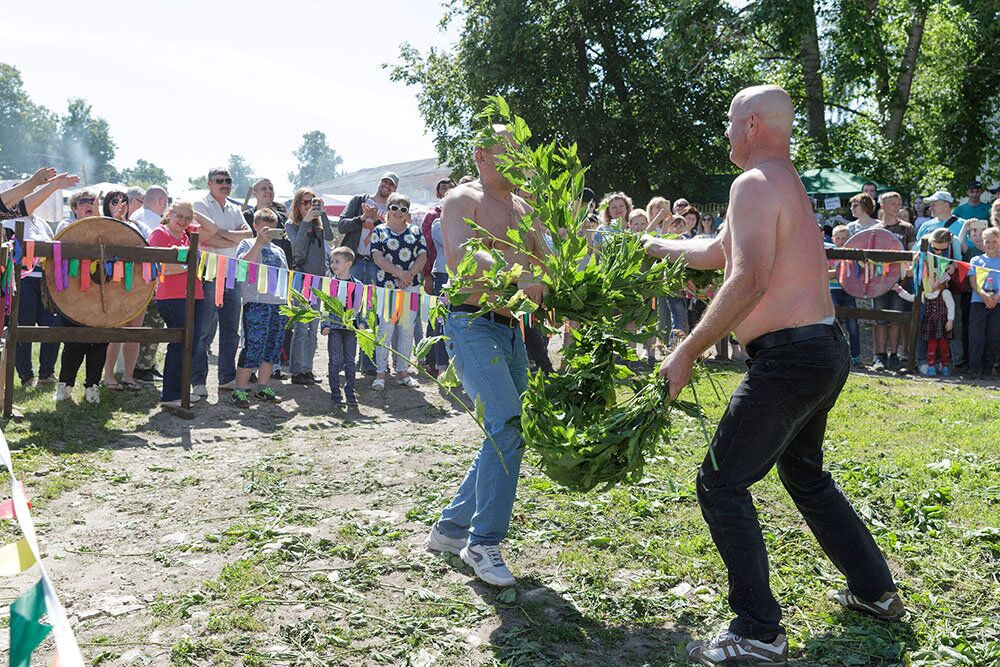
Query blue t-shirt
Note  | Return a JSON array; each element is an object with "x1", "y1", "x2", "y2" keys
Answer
[
  {"x1": 236, "y1": 239, "x2": 288, "y2": 305},
  {"x1": 969, "y1": 253, "x2": 1000, "y2": 304},
  {"x1": 914, "y1": 217, "x2": 967, "y2": 255},
  {"x1": 953, "y1": 202, "x2": 990, "y2": 221},
  {"x1": 370, "y1": 223, "x2": 427, "y2": 288}
]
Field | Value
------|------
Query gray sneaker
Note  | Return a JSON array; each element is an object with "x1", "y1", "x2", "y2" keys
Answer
[
  {"x1": 460, "y1": 543, "x2": 515, "y2": 587},
  {"x1": 827, "y1": 589, "x2": 905, "y2": 621},
  {"x1": 686, "y1": 630, "x2": 787, "y2": 665},
  {"x1": 424, "y1": 523, "x2": 466, "y2": 555}
]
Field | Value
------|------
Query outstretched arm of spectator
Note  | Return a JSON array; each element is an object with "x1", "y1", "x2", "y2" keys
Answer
[
  {"x1": 22, "y1": 173, "x2": 80, "y2": 216},
  {"x1": 1, "y1": 167, "x2": 56, "y2": 211}
]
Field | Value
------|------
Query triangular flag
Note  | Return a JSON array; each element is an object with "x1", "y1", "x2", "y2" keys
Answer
[
  {"x1": 0, "y1": 539, "x2": 37, "y2": 576},
  {"x1": 954, "y1": 261, "x2": 970, "y2": 286},
  {"x1": 9, "y1": 579, "x2": 52, "y2": 667}
]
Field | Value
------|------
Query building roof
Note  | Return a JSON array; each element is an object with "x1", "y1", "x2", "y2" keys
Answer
[{"x1": 309, "y1": 157, "x2": 452, "y2": 199}]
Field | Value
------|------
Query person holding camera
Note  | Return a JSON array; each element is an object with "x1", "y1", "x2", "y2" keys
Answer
[
  {"x1": 285, "y1": 188, "x2": 335, "y2": 385},
  {"x1": 231, "y1": 208, "x2": 290, "y2": 408}
]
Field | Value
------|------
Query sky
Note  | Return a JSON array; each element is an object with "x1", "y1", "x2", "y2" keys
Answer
[{"x1": 3, "y1": 0, "x2": 458, "y2": 193}]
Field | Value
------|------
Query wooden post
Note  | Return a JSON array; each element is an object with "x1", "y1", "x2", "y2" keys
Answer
[
  {"x1": 905, "y1": 238, "x2": 927, "y2": 372},
  {"x1": 179, "y1": 232, "x2": 199, "y2": 411},
  {"x1": 2, "y1": 221, "x2": 25, "y2": 418}
]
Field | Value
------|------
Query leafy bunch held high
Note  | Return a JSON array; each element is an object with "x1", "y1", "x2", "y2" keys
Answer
[{"x1": 445, "y1": 97, "x2": 712, "y2": 492}]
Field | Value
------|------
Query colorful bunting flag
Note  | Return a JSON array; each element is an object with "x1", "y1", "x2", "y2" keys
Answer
[
  {"x1": 9, "y1": 579, "x2": 52, "y2": 667},
  {"x1": 236, "y1": 260, "x2": 248, "y2": 283},
  {"x1": 0, "y1": 539, "x2": 37, "y2": 576}
]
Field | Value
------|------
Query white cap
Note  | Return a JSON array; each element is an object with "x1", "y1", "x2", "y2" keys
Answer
[{"x1": 924, "y1": 190, "x2": 953, "y2": 204}]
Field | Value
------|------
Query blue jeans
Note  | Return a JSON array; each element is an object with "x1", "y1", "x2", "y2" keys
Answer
[
  {"x1": 437, "y1": 313, "x2": 529, "y2": 546},
  {"x1": 425, "y1": 273, "x2": 450, "y2": 368},
  {"x1": 830, "y1": 289, "x2": 860, "y2": 358},
  {"x1": 326, "y1": 328, "x2": 357, "y2": 394},
  {"x1": 658, "y1": 297, "x2": 689, "y2": 342},
  {"x1": 198, "y1": 281, "x2": 241, "y2": 385},
  {"x1": 290, "y1": 319, "x2": 319, "y2": 374},
  {"x1": 157, "y1": 298, "x2": 206, "y2": 402},
  {"x1": 350, "y1": 258, "x2": 379, "y2": 373},
  {"x1": 15, "y1": 276, "x2": 61, "y2": 382}
]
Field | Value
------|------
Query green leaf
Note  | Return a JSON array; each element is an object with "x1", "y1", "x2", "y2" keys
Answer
[
  {"x1": 495, "y1": 588, "x2": 516, "y2": 604},
  {"x1": 414, "y1": 335, "x2": 447, "y2": 360},
  {"x1": 439, "y1": 361, "x2": 461, "y2": 389}
]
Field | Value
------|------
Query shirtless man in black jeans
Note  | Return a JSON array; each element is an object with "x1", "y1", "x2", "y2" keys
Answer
[{"x1": 644, "y1": 85, "x2": 903, "y2": 665}]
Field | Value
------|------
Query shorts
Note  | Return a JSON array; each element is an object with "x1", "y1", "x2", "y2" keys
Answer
[
  {"x1": 872, "y1": 290, "x2": 911, "y2": 326},
  {"x1": 241, "y1": 302, "x2": 285, "y2": 369}
]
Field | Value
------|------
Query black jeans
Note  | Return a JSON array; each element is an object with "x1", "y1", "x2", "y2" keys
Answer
[
  {"x1": 59, "y1": 340, "x2": 108, "y2": 388},
  {"x1": 967, "y1": 302, "x2": 1000, "y2": 374},
  {"x1": 697, "y1": 326, "x2": 895, "y2": 641},
  {"x1": 15, "y1": 275, "x2": 61, "y2": 382}
]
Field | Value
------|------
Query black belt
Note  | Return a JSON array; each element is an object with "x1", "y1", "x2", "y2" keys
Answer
[
  {"x1": 746, "y1": 323, "x2": 841, "y2": 358},
  {"x1": 449, "y1": 303, "x2": 518, "y2": 328},
  {"x1": 356, "y1": 255, "x2": 374, "y2": 262}
]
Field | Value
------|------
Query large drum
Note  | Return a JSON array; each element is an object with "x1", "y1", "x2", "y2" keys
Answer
[
  {"x1": 839, "y1": 228, "x2": 904, "y2": 299},
  {"x1": 46, "y1": 216, "x2": 154, "y2": 327}
]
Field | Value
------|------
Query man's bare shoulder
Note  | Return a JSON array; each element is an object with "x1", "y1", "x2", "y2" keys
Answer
[{"x1": 441, "y1": 184, "x2": 480, "y2": 218}]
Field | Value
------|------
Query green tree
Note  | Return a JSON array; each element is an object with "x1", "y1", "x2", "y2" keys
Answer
[
  {"x1": 288, "y1": 131, "x2": 344, "y2": 188},
  {"x1": 227, "y1": 154, "x2": 255, "y2": 196},
  {"x1": 188, "y1": 174, "x2": 208, "y2": 189},
  {"x1": 121, "y1": 159, "x2": 169, "y2": 188},
  {"x1": 59, "y1": 98, "x2": 119, "y2": 182},
  {"x1": 391, "y1": 0, "x2": 749, "y2": 203},
  {"x1": 0, "y1": 63, "x2": 60, "y2": 178}
]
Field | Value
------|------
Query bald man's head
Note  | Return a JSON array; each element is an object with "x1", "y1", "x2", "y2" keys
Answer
[
  {"x1": 726, "y1": 85, "x2": 794, "y2": 168},
  {"x1": 143, "y1": 186, "x2": 169, "y2": 215}
]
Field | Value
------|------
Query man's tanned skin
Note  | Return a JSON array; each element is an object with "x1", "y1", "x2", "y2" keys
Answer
[{"x1": 644, "y1": 85, "x2": 832, "y2": 398}]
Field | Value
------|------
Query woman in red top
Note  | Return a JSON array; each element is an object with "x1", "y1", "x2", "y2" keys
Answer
[{"x1": 148, "y1": 201, "x2": 222, "y2": 407}]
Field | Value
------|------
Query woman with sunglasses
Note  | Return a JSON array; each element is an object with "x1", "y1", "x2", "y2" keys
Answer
[
  {"x1": 100, "y1": 190, "x2": 147, "y2": 391},
  {"x1": 370, "y1": 193, "x2": 427, "y2": 390},
  {"x1": 285, "y1": 187, "x2": 335, "y2": 385}
]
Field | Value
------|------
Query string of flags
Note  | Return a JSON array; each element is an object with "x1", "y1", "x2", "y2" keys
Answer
[
  {"x1": 0, "y1": 428, "x2": 84, "y2": 666},
  {"x1": 193, "y1": 250, "x2": 443, "y2": 326},
  {"x1": 917, "y1": 250, "x2": 999, "y2": 294}
]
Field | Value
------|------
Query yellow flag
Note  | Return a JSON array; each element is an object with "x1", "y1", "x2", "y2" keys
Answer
[
  {"x1": 0, "y1": 538, "x2": 37, "y2": 576},
  {"x1": 975, "y1": 266, "x2": 991, "y2": 292}
]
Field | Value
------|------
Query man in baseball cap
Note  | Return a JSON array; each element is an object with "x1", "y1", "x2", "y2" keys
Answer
[
  {"x1": 954, "y1": 179, "x2": 990, "y2": 221},
  {"x1": 380, "y1": 171, "x2": 400, "y2": 188}
]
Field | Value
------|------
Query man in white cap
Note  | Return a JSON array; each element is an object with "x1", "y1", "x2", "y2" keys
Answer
[{"x1": 337, "y1": 171, "x2": 398, "y2": 375}]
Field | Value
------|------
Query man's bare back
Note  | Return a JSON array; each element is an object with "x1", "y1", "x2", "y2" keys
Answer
[
  {"x1": 440, "y1": 181, "x2": 541, "y2": 317},
  {"x1": 720, "y1": 160, "x2": 832, "y2": 344}
]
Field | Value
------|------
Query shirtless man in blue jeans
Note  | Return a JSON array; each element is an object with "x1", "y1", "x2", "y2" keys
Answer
[
  {"x1": 644, "y1": 85, "x2": 903, "y2": 665},
  {"x1": 424, "y1": 129, "x2": 546, "y2": 587}
]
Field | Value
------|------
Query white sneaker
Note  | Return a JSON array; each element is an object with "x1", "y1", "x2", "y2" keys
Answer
[
  {"x1": 218, "y1": 380, "x2": 235, "y2": 390},
  {"x1": 160, "y1": 395, "x2": 201, "y2": 408},
  {"x1": 460, "y1": 544, "x2": 515, "y2": 587},
  {"x1": 372, "y1": 378, "x2": 386, "y2": 391},
  {"x1": 425, "y1": 523, "x2": 466, "y2": 555},
  {"x1": 84, "y1": 385, "x2": 100, "y2": 404},
  {"x1": 54, "y1": 382, "x2": 73, "y2": 403},
  {"x1": 192, "y1": 384, "x2": 208, "y2": 397},
  {"x1": 397, "y1": 375, "x2": 420, "y2": 388}
]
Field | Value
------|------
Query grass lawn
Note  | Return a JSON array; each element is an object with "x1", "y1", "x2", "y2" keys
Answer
[{"x1": 1, "y1": 366, "x2": 998, "y2": 665}]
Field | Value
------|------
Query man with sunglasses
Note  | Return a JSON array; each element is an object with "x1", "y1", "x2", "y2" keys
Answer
[
  {"x1": 338, "y1": 171, "x2": 399, "y2": 375},
  {"x1": 55, "y1": 189, "x2": 99, "y2": 234},
  {"x1": 193, "y1": 168, "x2": 254, "y2": 394}
]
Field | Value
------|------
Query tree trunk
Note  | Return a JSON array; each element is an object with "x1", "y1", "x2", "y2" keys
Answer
[
  {"x1": 799, "y1": 0, "x2": 828, "y2": 151},
  {"x1": 884, "y1": 7, "x2": 927, "y2": 141}
]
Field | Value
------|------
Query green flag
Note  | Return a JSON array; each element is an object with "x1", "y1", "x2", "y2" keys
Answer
[
  {"x1": 236, "y1": 260, "x2": 248, "y2": 283},
  {"x1": 10, "y1": 579, "x2": 52, "y2": 667}
]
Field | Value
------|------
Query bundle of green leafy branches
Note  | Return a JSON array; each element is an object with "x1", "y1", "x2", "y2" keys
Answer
[{"x1": 444, "y1": 97, "x2": 715, "y2": 491}]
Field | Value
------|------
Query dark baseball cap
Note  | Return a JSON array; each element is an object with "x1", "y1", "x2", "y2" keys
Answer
[
  {"x1": 968, "y1": 179, "x2": 983, "y2": 190},
  {"x1": 581, "y1": 187, "x2": 596, "y2": 204}
]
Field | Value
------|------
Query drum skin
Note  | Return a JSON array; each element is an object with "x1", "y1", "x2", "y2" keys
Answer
[
  {"x1": 839, "y1": 228, "x2": 903, "y2": 299},
  {"x1": 45, "y1": 216, "x2": 154, "y2": 327}
]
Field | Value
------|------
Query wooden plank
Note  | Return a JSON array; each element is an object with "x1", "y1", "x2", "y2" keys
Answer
[
  {"x1": 825, "y1": 248, "x2": 915, "y2": 262},
  {"x1": 835, "y1": 307, "x2": 912, "y2": 324},
  {"x1": 180, "y1": 232, "x2": 199, "y2": 410},
  {"x1": 15, "y1": 327, "x2": 184, "y2": 344},
  {"x1": 24, "y1": 241, "x2": 186, "y2": 264}
]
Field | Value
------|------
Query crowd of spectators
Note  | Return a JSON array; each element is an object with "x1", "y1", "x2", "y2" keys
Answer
[{"x1": 1, "y1": 166, "x2": 997, "y2": 414}]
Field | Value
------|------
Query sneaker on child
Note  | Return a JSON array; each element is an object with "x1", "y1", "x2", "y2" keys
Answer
[
  {"x1": 230, "y1": 389, "x2": 251, "y2": 408},
  {"x1": 685, "y1": 630, "x2": 788, "y2": 666}
]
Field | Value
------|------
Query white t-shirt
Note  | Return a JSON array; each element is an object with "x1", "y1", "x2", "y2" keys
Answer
[
  {"x1": 193, "y1": 194, "x2": 250, "y2": 258},
  {"x1": 129, "y1": 207, "x2": 163, "y2": 240}
]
